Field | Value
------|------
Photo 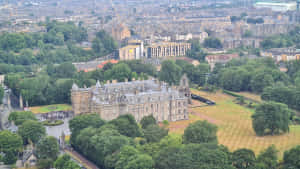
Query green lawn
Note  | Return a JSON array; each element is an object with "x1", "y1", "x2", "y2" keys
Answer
[
  {"x1": 168, "y1": 89, "x2": 300, "y2": 158},
  {"x1": 29, "y1": 104, "x2": 72, "y2": 114}
]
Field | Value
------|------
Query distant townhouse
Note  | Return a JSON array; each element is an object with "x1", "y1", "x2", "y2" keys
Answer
[
  {"x1": 261, "y1": 48, "x2": 300, "y2": 62},
  {"x1": 205, "y1": 53, "x2": 239, "y2": 70}
]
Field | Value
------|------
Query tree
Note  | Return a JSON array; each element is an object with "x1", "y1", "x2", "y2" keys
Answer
[
  {"x1": 143, "y1": 124, "x2": 168, "y2": 143},
  {"x1": 37, "y1": 158, "x2": 54, "y2": 169},
  {"x1": 107, "y1": 63, "x2": 132, "y2": 82},
  {"x1": 54, "y1": 154, "x2": 81, "y2": 169},
  {"x1": 283, "y1": 145, "x2": 300, "y2": 169},
  {"x1": 140, "y1": 115, "x2": 156, "y2": 129},
  {"x1": 183, "y1": 120, "x2": 218, "y2": 144},
  {"x1": 252, "y1": 102, "x2": 290, "y2": 136},
  {"x1": 203, "y1": 37, "x2": 223, "y2": 49},
  {"x1": 36, "y1": 136, "x2": 59, "y2": 160},
  {"x1": 124, "y1": 154, "x2": 154, "y2": 169},
  {"x1": 158, "y1": 60, "x2": 182, "y2": 85},
  {"x1": 91, "y1": 128, "x2": 132, "y2": 168},
  {"x1": 256, "y1": 145, "x2": 278, "y2": 169},
  {"x1": 0, "y1": 85, "x2": 3, "y2": 104},
  {"x1": 232, "y1": 148, "x2": 256, "y2": 169},
  {"x1": 250, "y1": 72, "x2": 274, "y2": 93},
  {"x1": 8, "y1": 111, "x2": 37, "y2": 126},
  {"x1": 155, "y1": 144, "x2": 234, "y2": 169},
  {"x1": 109, "y1": 114, "x2": 141, "y2": 138},
  {"x1": 69, "y1": 114, "x2": 105, "y2": 145},
  {"x1": 18, "y1": 120, "x2": 46, "y2": 144},
  {"x1": 0, "y1": 130, "x2": 23, "y2": 164}
]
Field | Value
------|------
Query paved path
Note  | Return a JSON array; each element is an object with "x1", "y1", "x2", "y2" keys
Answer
[{"x1": 65, "y1": 149, "x2": 99, "y2": 169}]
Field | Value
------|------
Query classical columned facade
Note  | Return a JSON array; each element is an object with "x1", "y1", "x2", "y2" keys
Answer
[{"x1": 147, "y1": 42, "x2": 191, "y2": 58}]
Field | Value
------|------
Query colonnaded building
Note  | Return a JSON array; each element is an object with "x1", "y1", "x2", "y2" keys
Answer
[{"x1": 71, "y1": 75, "x2": 191, "y2": 122}]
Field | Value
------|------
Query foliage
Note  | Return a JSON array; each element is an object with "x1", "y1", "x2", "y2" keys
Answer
[
  {"x1": 186, "y1": 39, "x2": 207, "y2": 61},
  {"x1": 232, "y1": 148, "x2": 256, "y2": 169},
  {"x1": 283, "y1": 145, "x2": 300, "y2": 169},
  {"x1": 0, "y1": 130, "x2": 23, "y2": 165},
  {"x1": 37, "y1": 158, "x2": 54, "y2": 169},
  {"x1": 69, "y1": 113, "x2": 105, "y2": 145},
  {"x1": 260, "y1": 26, "x2": 300, "y2": 49},
  {"x1": 109, "y1": 114, "x2": 142, "y2": 138},
  {"x1": 92, "y1": 30, "x2": 117, "y2": 56},
  {"x1": 89, "y1": 128, "x2": 132, "y2": 168},
  {"x1": 105, "y1": 63, "x2": 132, "y2": 82},
  {"x1": 212, "y1": 58, "x2": 288, "y2": 94},
  {"x1": 183, "y1": 120, "x2": 218, "y2": 144},
  {"x1": 256, "y1": 145, "x2": 278, "y2": 169},
  {"x1": 175, "y1": 60, "x2": 210, "y2": 86},
  {"x1": 36, "y1": 136, "x2": 59, "y2": 160},
  {"x1": 203, "y1": 37, "x2": 223, "y2": 49},
  {"x1": 140, "y1": 115, "x2": 157, "y2": 129},
  {"x1": 42, "y1": 120, "x2": 64, "y2": 126},
  {"x1": 124, "y1": 154, "x2": 154, "y2": 169},
  {"x1": 143, "y1": 124, "x2": 168, "y2": 143},
  {"x1": 155, "y1": 144, "x2": 233, "y2": 169},
  {"x1": 159, "y1": 60, "x2": 182, "y2": 85},
  {"x1": 252, "y1": 102, "x2": 290, "y2": 136},
  {"x1": 246, "y1": 17, "x2": 264, "y2": 24},
  {"x1": 54, "y1": 154, "x2": 81, "y2": 169},
  {"x1": 262, "y1": 83, "x2": 300, "y2": 111},
  {"x1": 8, "y1": 111, "x2": 37, "y2": 126},
  {"x1": 0, "y1": 85, "x2": 3, "y2": 104},
  {"x1": 18, "y1": 120, "x2": 46, "y2": 144}
]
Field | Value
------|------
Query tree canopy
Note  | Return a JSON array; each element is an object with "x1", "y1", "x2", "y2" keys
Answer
[
  {"x1": 18, "y1": 120, "x2": 46, "y2": 144},
  {"x1": 252, "y1": 102, "x2": 291, "y2": 136},
  {"x1": 183, "y1": 120, "x2": 218, "y2": 144}
]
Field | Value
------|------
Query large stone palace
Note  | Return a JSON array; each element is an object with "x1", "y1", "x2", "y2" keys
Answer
[{"x1": 71, "y1": 75, "x2": 191, "y2": 122}]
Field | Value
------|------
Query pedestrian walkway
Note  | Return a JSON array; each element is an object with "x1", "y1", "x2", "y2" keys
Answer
[{"x1": 65, "y1": 149, "x2": 99, "y2": 169}]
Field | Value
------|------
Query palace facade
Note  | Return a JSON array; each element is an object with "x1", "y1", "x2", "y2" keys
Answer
[{"x1": 71, "y1": 75, "x2": 191, "y2": 122}]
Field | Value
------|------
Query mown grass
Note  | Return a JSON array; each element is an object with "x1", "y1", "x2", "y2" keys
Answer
[
  {"x1": 29, "y1": 104, "x2": 72, "y2": 114},
  {"x1": 168, "y1": 89, "x2": 300, "y2": 158}
]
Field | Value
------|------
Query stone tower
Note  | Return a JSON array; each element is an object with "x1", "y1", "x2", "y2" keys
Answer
[
  {"x1": 71, "y1": 83, "x2": 91, "y2": 115},
  {"x1": 179, "y1": 74, "x2": 191, "y2": 104}
]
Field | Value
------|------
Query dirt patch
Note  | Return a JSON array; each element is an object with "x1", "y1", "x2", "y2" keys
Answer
[{"x1": 191, "y1": 111, "x2": 220, "y2": 124}]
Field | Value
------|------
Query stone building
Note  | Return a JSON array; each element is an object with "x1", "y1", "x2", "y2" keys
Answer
[
  {"x1": 118, "y1": 40, "x2": 144, "y2": 60},
  {"x1": 146, "y1": 42, "x2": 191, "y2": 59},
  {"x1": 112, "y1": 23, "x2": 131, "y2": 41},
  {"x1": 71, "y1": 75, "x2": 191, "y2": 122}
]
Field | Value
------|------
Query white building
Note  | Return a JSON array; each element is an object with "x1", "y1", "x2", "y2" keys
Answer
[{"x1": 254, "y1": 2, "x2": 297, "y2": 12}]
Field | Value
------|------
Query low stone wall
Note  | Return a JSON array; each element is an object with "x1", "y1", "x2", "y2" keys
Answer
[{"x1": 38, "y1": 111, "x2": 74, "y2": 121}]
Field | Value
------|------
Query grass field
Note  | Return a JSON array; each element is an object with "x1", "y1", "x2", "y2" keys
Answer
[
  {"x1": 29, "y1": 104, "x2": 72, "y2": 114},
  {"x1": 169, "y1": 89, "x2": 300, "y2": 157}
]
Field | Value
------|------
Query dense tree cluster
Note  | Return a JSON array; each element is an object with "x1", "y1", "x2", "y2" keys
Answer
[
  {"x1": 159, "y1": 60, "x2": 210, "y2": 86},
  {"x1": 8, "y1": 111, "x2": 37, "y2": 125},
  {"x1": 0, "y1": 21, "x2": 116, "y2": 70},
  {"x1": 69, "y1": 114, "x2": 299, "y2": 169},
  {"x1": 0, "y1": 130, "x2": 23, "y2": 164},
  {"x1": 210, "y1": 58, "x2": 289, "y2": 93},
  {"x1": 4, "y1": 60, "x2": 156, "y2": 106},
  {"x1": 203, "y1": 37, "x2": 223, "y2": 49},
  {"x1": 92, "y1": 30, "x2": 117, "y2": 56}
]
